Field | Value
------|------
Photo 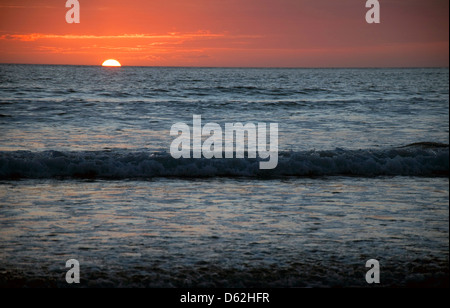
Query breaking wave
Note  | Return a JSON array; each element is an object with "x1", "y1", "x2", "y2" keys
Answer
[{"x1": 0, "y1": 143, "x2": 448, "y2": 179}]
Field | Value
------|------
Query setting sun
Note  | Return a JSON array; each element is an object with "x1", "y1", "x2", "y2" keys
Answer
[{"x1": 102, "y1": 59, "x2": 121, "y2": 67}]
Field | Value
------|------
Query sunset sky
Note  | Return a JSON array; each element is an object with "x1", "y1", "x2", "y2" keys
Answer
[{"x1": 0, "y1": 0, "x2": 448, "y2": 67}]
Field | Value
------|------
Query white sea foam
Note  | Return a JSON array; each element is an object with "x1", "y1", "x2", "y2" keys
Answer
[{"x1": 0, "y1": 145, "x2": 447, "y2": 179}]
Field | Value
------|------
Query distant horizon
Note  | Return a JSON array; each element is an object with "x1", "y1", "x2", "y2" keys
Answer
[{"x1": 1, "y1": 62, "x2": 449, "y2": 70}]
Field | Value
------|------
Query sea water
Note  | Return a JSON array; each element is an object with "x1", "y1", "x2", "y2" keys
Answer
[{"x1": 0, "y1": 65, "x2": 448, "y2": 287}]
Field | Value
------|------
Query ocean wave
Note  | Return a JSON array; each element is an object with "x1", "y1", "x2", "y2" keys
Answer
[{"x1": 0, "y1": 144, "x2": 448, "y2": 179}]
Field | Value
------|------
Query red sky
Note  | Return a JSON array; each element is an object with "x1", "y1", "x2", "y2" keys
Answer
[{"x1": 0, "y1": 0, "x2": 448, "y2": 67}]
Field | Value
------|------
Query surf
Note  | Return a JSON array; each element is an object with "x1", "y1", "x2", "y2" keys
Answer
[{"x1": 1, "y1": 144, "x2": 448, "y2": 180}]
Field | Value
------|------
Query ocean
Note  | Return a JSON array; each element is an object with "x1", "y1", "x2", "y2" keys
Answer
[{"x1": 0, "y1": 65, "x2": 448, "y2": 287}]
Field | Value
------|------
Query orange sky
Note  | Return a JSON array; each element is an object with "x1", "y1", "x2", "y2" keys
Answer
[{"x1": 0, "y1": 0, "x2": 448, "y2": 67}]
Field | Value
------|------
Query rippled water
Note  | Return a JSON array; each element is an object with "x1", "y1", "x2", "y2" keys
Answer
[
  {"x1": 0, "y1": 177, "x2": 448, "y2": 287},
  {"x1": 0, "y1": 65, "x2": 448, "y2": 287},
  {"x1": 0, "y1": 66, "x2": 448, "y2": 151}
]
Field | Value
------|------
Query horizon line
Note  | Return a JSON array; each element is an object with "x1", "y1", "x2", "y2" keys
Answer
[{"x1": 1, "y1": 62, "x2": 449, "y2": 69}]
